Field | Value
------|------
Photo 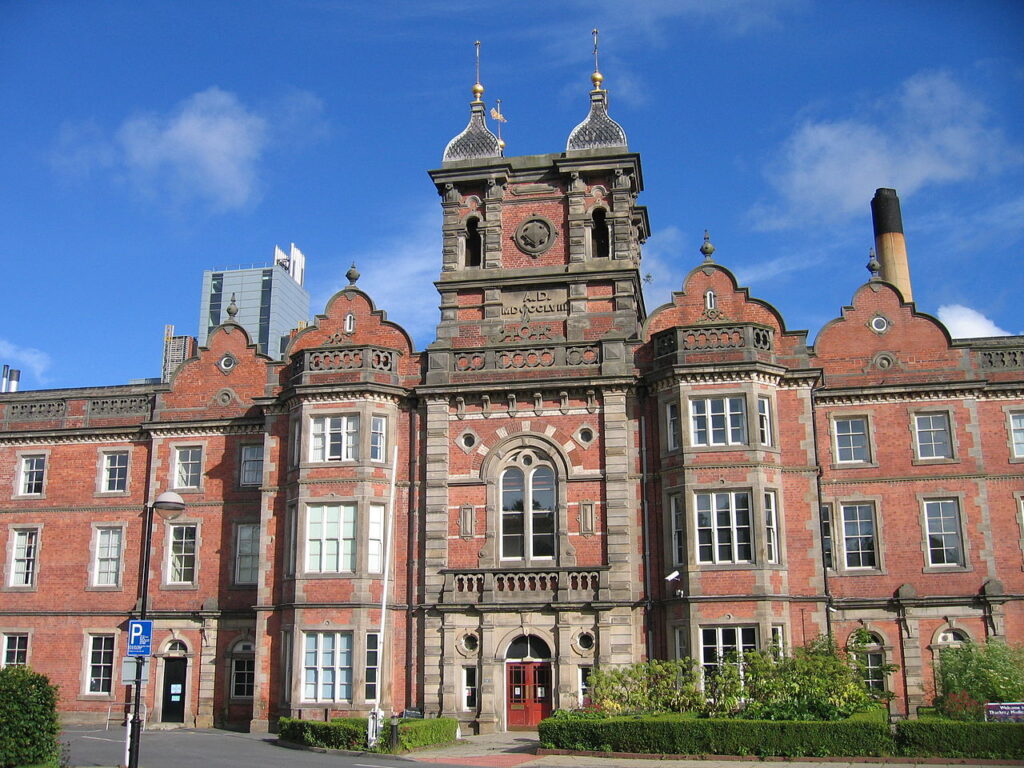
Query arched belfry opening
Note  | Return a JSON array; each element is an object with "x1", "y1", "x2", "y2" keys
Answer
[
  {"x1": 465, "y1": 216, "x2": 482, "y2": 267},
  {"x1": 592, "y1": 208, "x2": 610, "y2": 259}
]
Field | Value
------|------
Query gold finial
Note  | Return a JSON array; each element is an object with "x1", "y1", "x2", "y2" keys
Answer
[
  {"x1": 472, "y1": 40, "x2": 484, "y2": 101},
  {"x1": 591, "y1": 28, "x2": 603, "y2": 89}
]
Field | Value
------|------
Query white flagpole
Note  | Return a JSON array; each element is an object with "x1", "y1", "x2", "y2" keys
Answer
[{"x1": 368, "y1": 444, "x2": 399, "y2": 747}]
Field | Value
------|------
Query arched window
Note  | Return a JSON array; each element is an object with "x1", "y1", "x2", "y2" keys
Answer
[
  {"x1": 705, "y1": 290, "x2": 716, "y2": 310},
  {"x1": 500, "y1": 451, "x2": 556, "y2": 561},
  {"x1": 937, "y1": 628, "x2": 969, "y2": 645},
  {"x1": 465, "y1": 217, "x2": 482, "y2": 267},
  {"x1": 506, "y1": 635, "x2": 551, "y2": 661},
  {"x1": 591, "y1": 208, "x2": 609, "y2": 259},
  {"x1": 851, "y1": 631, "x2": 886, "y2": 691},
  {"x1": 230, "y1": 639, "x2": 255, "y2": 699},
  {"x1": 166, "y1": 640, "x2": 188, "y2": 655},
  {"x1": 344, "y1": 313, "x2": 355, "y2": 334}
]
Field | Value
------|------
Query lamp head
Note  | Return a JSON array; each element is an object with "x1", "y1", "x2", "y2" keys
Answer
[{"x1": 153, "y1": 491, "x2": 186, "y2": 520}]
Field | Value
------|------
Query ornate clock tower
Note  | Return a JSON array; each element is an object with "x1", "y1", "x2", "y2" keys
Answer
[{"x1": 418, "y1": 60, "x2": 652, "y2": 731}]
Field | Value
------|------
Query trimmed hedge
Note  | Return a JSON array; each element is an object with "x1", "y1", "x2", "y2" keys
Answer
[
  {"x1": 896, "y1": 720, "x2": 1024, "y2": 760},
  {"x1": 279, "y1": 717, "x2": 365, "y2": 750},
  {"x1": 539, "y1": 713, "x2": 895, "y2": 758},
  {"x1": 539, "y1": 712, "x2": 1024, "y2": 760},
  {"x1": 278, "y1": 716, "x2": 458, "y2": 753},
  {"x1": 0, "y1": 665, "x2": 59, "y2": 768}
]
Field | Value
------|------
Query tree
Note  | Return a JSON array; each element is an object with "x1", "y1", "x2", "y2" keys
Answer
[
  {"x1": 935, "y1": 641, "x2": 1024, "y2": 721},
  {"x1": 0, "y1": 665, "x2": 60, "y2": 767}
]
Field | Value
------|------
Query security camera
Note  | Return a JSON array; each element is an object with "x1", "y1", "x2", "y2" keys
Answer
[{"x1": 665, "y1": 570, "x2": 680, "y2": 581}]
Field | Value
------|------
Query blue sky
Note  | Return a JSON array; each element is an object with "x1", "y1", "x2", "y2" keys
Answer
[{"x1": 2, "y1": 1, "x2": 1022, "y2": 390}]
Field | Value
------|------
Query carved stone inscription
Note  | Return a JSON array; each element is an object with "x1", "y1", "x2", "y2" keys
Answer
[{"x1": 501, "y1": 288, "x2": 568, "y2": 318}]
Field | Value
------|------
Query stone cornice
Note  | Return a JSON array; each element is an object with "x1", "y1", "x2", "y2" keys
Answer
[
  {"x1": 822, "y1": 471, "x2": 1024, "y2": 487},
  {"x1": 813, "y1": 379, "x2": 995, "y2": 406},
  {"x1": 143, "y1": 420, "x2": 264, "y2": 438},
  {"x1": 0, "y1": 427, "x2": 146, "y2": 447}
]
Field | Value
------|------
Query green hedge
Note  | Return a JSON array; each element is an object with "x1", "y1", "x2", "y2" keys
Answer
[
  {"x1": 278, "y1": 716, "x2": 458, "y2": 753},
  {"x1": 539, "y1": 713, "x2": 894, "y2": 758},
  {"x1": 895, "y1": 720, "x2": 1024, "y2": 760},
  {"x1": 0, "y1": 666, "x2": 59, "y2": 768},
  {"x1": 539, "y1": 712, "x2": 1024, "y2": 760}
]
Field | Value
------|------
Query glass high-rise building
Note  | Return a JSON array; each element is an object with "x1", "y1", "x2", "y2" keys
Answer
[{"x1": 197, "y1": 244, "x2": 309, "y2": 358}]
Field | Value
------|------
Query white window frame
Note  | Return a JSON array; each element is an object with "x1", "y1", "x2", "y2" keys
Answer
[
  {"x1": 834, "y1": 417, "x2": 870, "y2": 463},
  {"x1": 757, "y1": 396, "x2": 773, "y2": 446},
  {"x1": 101, "y1": 451, "x2": 130, "y2": 493},
  {"x1": 463, "y1": 665, "x2": 479, "y2": 710},
  {"x1": 578, "y1": 665, "x2": 593, "y2": 707},
  {"x1": 914, "y1": 412, "x2": 953, "y2": 460},
  {"x1": 765, "y1": 491, "x2": 779, "y2": 564},
  {"x1": 695, "y1": 491, "x2": 752, "y2": 564},
  {"x1": 670, "y1": 494, "x2": 685, "y2": 566},
  {"x1": 302, "y1": 630, "x2": 353, "y2": 702},
  {"x1": 1010, "y1": 412, "x2": 1024, "y2": 459},
  {"x1": 311, "y1": 415, "x2": 359, "y2": 462},
  {"x1": 284, "y1": 504, "x2": 297, "y2": 578},
  {"x1": 365, "y1": 632, "x2": 379, "y2": 702},
  {"x1": 172, "y1": 446, "x2": 203, "y2": 490},
  {"x1": 92, "y1": 525, "x2": 124, "y2": 587},
  {"x1": 499, "y1": 459, "x2": 556, "y2": 562},
  {"x1": 367, "y1": 503, "x2": 384, "y2": 574},
  {"x1": 370, "y1": 416, "x2": 387, "y2": 462},
  {"x1": 666, "y1": 402, "x2": 681, "y2": 451},
  {"x1": 700, "y1": 625, "x2": 757, "y2": 677},
  {"x1": 690, "y1": 396, "x2": 747, "y2": 447},
  {"x1": 234, "y1": 523, "x2": 260, "y2": 585},
  {"x1": 86, "y1": 634, "x2": 116, "y2": 695},
  {"x1": 841, "y1": 503, "x2": 878, "y2": 570},
  {"x1": 167, "y1": 523, "x2": 198, "y2": 585},
  {"x1": 18, "y1": 455, "x2": 46, "y2": 496},
  {"x1": 305, "y1": 504, "x2": 356, "y2": 573},
  {"x1": 854, "y1": 633, "x2": 886, "y2": 691},
  {"x1": 923, "y1": 498, "x2": 964, "y2": 568},
  {"x1": 770, "y1": 625, "x2": 785, "y2": 657},
  {"x1": 9, "y1": 527, "x2": 40, "y2": 588},
  {"x1": 239, "y1": 444, "x2": 263, "y2": 487},
  {"x1": 2, "y1": 633, "x2": 28, "y2": 667}
]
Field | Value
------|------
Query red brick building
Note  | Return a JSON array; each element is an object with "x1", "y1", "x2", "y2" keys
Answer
[{"x1": 2, "y1": 72, "x2": 1022, "y2": 733}]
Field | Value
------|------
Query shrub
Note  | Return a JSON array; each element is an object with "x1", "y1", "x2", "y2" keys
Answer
[
  {"x1": 539, "y1": 713, "x2": 895, "y2": 757},
  {"x1": 0, "y1": 665, "x2": 60, "y2": 768},
  {"x1": 587, "y1": 659, "x2": 702, "y2": 715},
  {"x1": 278, "y1": 716, "x2": 458, "y2": 753},
  {"x1": 278, "y1": 717, "x2": 366, "y2": 750},
  {"x1": 896, "y1": 720, "x2": 1024, "y2": 759},
  {"x1": 739, "y1": 637, "x2": 880, "y2": 721},
  {"x1": 935, "y1": 641, "x2": 1024, "y2": 720},
  {"x1": 393, "y1": 717, "x2": 458, "y2": 751}
]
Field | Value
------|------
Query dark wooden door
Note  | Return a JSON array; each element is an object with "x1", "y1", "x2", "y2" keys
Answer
[
  {"x1": 161, "y1": 657, "x2": 187, "y2": 723},
  {"x1": 506, "y1": 662, "x2": 551, "y2": 728}
]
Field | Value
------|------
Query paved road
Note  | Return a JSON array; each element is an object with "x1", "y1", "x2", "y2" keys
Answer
[{"x1": 62, "y1": 725, "x2": 459, "y2": 768}]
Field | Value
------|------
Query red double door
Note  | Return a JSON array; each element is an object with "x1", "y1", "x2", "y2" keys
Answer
[{"x1": 506, "y1": 662, "x2": 552, "y2": 728}]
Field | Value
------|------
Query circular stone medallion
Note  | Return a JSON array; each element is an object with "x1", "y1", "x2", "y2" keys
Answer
[{"x1": 514, "y1": 216, "x2": 557, "y2": 256}]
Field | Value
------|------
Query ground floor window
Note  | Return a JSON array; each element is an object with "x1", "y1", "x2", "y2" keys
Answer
[
  {"x1": 462, "y1": 666, "x2": 478, "y2": 710},
  {"x1": 2, "y1": 634, "x2": 28, "y2": 667},
  {"x1": 303, "y1": 631, "x2": 353, "y2": 702},
  {"x1": 578, "y1": 665, "x2": 593, "y2": 707},
  {"x1": 88, "y1": 635, "x2": 115, "y2": 694},
  {"x1": 700, "y1": 626, "x2": 757, "y2": 676},
  {"x1": 231, "y1": 640, "x2": 255, "y2": 698},
  {"x1": 365, "y1": 633, "x2": 379, "y2": 702}
]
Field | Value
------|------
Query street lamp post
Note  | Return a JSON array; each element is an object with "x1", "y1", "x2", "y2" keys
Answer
[{"x1": 127, "y1": 491, "x2": 185, "y2": 768}]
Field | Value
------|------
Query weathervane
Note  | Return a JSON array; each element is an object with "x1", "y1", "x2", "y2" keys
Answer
[{"x1": 591, "y1": 28, "x2": 604, "y2": 89}]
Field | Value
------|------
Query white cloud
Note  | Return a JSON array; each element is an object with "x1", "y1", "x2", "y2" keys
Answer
[
  {"x1": 0, "y1": 339, "x2": 52, "y2": 387},
  {"x1": 51, "y1": 87, "x2": 326, "y2": 213},
  {"x1": 116, "y1": 88, "x2": 267, "y2": 211},
  {"x1": 319, "y1": 208, "x2": 442, "y2": 349},
  {"x1": 936, "y1": 304, "x2": 1011, "y2": 338},
  {"x1": 640, "y1": 225, "x2": 689, "y2": 311},
  {"x1": 752, "y1": 71, "x2": 1022, "y2": 230}
]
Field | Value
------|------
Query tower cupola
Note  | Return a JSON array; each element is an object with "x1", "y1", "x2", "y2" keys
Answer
[
  {"x1": 566, "y1": 30, "x2": 627, "y2": 152},
  {"x1": 442, "y1": 42, "x2": 502, "y2": 163}
]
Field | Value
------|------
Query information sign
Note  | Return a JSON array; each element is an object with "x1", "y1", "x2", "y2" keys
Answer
[{"x1": 127, "y1": 620, "x2": 153, "y2": 657}]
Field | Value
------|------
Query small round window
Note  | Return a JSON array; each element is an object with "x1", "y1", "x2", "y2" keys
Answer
[
  {"x1": 578, "y1": 632, "x2": 595, "y2": 651},
  {"x1": 462, "y1": 633, "x2": 479, "y2": 652},
  {"x1": 870, "y1": 316, "x2": 890, "y2": 334},
  {"x1": 579, "y1": 428, "x2": 594, "y2": 444},
  {"x1": 218, "y1": 354, "x2": 237, "y2": 373},
  {"x1": 462, "y1": 433, "x2": 476, "y2": 449}
]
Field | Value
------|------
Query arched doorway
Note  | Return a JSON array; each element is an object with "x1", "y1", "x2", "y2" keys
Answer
[
  {"x1": 505, "y1": 635, "x2": 552, "y2": 729},
  {"x1": 161, "y1": 640, "x2": 188, "y2": 723}
]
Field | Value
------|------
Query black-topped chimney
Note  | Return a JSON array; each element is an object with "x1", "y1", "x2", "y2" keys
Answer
[{"x1": 870, "y1": 188, "x2": 913, "y2": 302}]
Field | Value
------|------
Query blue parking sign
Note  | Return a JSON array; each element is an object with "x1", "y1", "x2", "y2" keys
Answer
[{"x1": 127, "y1": 620, "x2": 153, "y2": 656}]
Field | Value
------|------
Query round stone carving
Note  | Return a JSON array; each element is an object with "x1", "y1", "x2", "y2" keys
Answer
[{"x1": 514, "y1": 216, "x2": 557, "y2": 256}]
